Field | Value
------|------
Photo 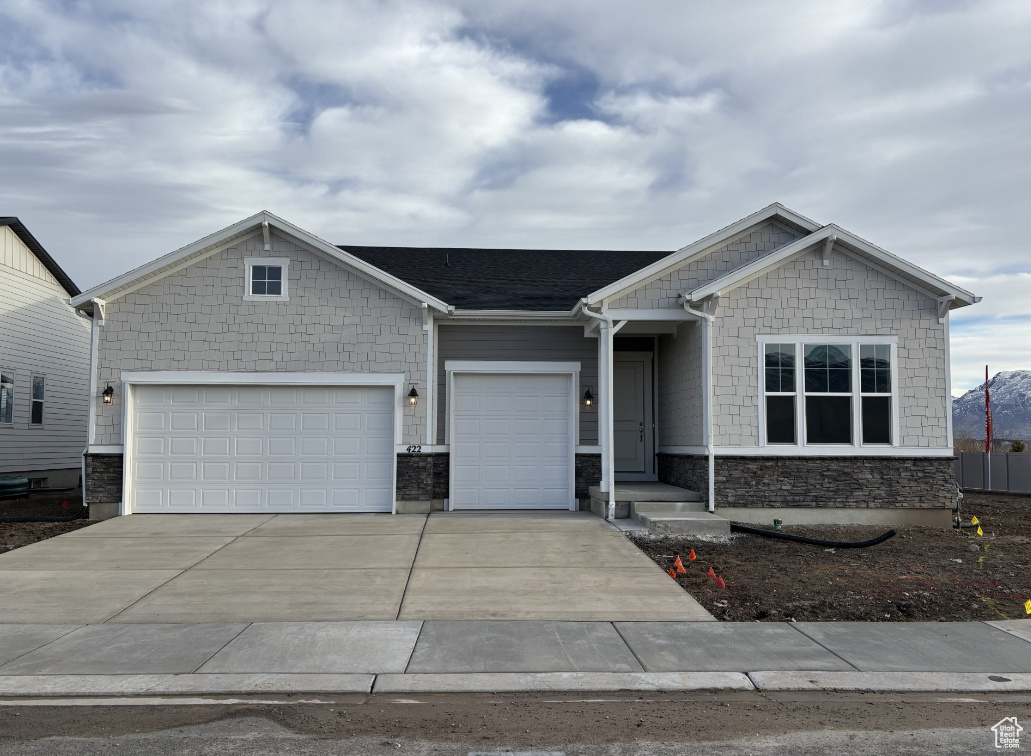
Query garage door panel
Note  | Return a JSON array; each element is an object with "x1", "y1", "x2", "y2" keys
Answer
[
  {"x1": 131, "y1": 383, "x2": 395, "y2": 513},
  {"x1": 203, "y1": 413, "x2": 231, "y2": 431},
  {"x1": 235, "y1": 437, "x2": 263, "y2": 455},
  {"x1": 451, "y1": 372, "x2": 573, "y2": 510}
]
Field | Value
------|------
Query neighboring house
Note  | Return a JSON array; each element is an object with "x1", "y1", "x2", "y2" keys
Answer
[
  {"x1": 70, "y1": 204, "x2": 978, "y2": 524},
  {"x1": 0, "y1": 218, "x2": 91, "y2": 489}
]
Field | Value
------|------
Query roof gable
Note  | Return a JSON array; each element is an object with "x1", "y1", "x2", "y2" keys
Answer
[
  {"x1": 582, "y1": 203, "x2": 820, "y2": 307},
  {"x1": 69, "y1": 212, "x2": 449, "y2": 311},
  {"x1": 0, "y1": 217, "x2": 80, "y2": 297},
  {"x1": 685, "y1": 224, "x2": 979, "y2": 311}
]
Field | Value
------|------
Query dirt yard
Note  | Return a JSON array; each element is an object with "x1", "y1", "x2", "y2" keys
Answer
[
  {"x1": 0, "y1": 489, "x2": 91, "y2": 555},
  {"x1": 631, "y1": 492, "x2": 1031, "y2": 622}
]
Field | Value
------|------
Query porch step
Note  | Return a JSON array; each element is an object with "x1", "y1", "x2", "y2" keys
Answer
[
  {"x1": 588, "y1": 483, "x2": 704, "y2": 503},
  {"x1": 631, "y1": 505, "x2": 731, "y2": 536},
  {"x1": 629, "y1": 501, "x2": 707, "y2": 516}
]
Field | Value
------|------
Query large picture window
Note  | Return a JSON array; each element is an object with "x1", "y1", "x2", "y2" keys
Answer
[
  {"x1": 804, "y1": 344, "x2": 852, "y2": 444},
  {"x1": 758, "y1": 337, "x2": 897, "y2": 449}
]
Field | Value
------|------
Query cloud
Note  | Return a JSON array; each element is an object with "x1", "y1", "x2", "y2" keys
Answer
[{"x1": 0, "y1": 0, "x2": 1029, "y2": 392}]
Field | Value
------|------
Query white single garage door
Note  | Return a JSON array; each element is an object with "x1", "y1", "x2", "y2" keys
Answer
[
  {"x1": 129, "y1": 384, "x2": 395, "y2": 513},
  {"x1": 450, "y1": 372, "x2": 574, "y2": 509}
]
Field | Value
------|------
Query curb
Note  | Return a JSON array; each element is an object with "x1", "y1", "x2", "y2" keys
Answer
[
  {"x1": 372, "y1": 672, "x2": 753, "y2": 693},
  {"x1": 749, "y1": 671, "x2": 1031, "y2": 692}
]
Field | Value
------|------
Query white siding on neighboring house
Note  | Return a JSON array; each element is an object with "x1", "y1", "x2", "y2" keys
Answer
[
  {"x1": 712, "y1": 245, "x2": 949, "y2": 448},
  {"x1": 0, "y1": 225, "x2": 91, "y2": 475},
  {"x1": 94, "y1": 231, "x2": 427, "y2": 447},
  {"x1": 608, "y1": 221, "x2": 804, "y2": 309},
  {"x1": 436, "y1": 325, "x2": 598, "y2": 446}
]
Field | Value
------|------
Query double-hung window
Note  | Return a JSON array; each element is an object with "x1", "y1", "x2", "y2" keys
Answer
[
  {"x1": 0, "y1": 371, "x2": 12, "y2": 425},
  {"x1": 760, "y1": 336, "x2": 897, "y2": 448},
  {"x1": 30, "y1": 375, "x2": 45, "y2": 426}
]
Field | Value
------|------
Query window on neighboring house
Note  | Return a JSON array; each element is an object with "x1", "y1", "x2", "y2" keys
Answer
[
  {"x1": 0, "y1": 371, "x2": 12, "y2": 424},
  {"x1": 804, "y1": 344, "x2": 853, "y2": 444},
  {"x1": 860, "y1": 344, "x2": 892, "y2": 444},
  {"x1": 31, "y1": 375, "x2": 45, "y2": 426},
  {"x1": 764, "y1": 343, "x2": 796, "y2": 444},
  {"x1": 244, "y1": 257, "x2": 289, "y2": 301}
]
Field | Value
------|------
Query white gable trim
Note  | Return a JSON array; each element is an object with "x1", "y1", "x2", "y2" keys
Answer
[
  {"x1": 685, "y1": 225, "x2": 979, "y2": 307},
  {"x1": 582, "y1": 203, "x2": 821, "y2": 307},
  {"x1": 69, "y1": 211, "x2": 450, "y2": 311}
]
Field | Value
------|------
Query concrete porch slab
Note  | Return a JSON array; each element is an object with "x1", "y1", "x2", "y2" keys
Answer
[
  {"x1": 61, "y1": 514, "x2": 274, "y2": 538},
  {"x1": 794, "y1": 622, "x2": 1031, "y2": 672},
  {"x1": 406, "y1": 621, "x2": 642, "y2": 673},
  {"x1": 243, "y1": 514, "x2": 427, "y2": 537},
  {"x1": 0, "y1": 623, "x2": 247, "y2": 675},
  {"x1": 195, "y1": 535, "x2": 421, "y2": 570},
  {"x1": 412, "y1": 531, "x2": 654, "y2": 569},
  {"x1": 589, "y1": 482, "x2": 704, "y2": 503},
  {"x1": 423, "y1": 511, "x2": 613, "y2": 534},
  {"x1": 398, "y1": 567, "x2": 714, "y2": 621},
  {"x1": 0, "y1": 536, "x2": 234, "y2": 571},
  {"x1": 106, "y1": 569, "x2": 411, "y2": 623},
  {"x1": 198, "y1": 621, "x2": 423, "y2": 674},
  {"x1": 614, "y1": 622, "x2": 854, "y2": 672},
  {"x1": 0, "y1": 570, "x2": 181, "y2": 623},
  {"x1": 0, "y1": 625, "x2": 83, "y2": 666}
]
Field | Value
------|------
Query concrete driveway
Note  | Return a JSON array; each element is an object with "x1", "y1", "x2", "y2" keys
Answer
[{"x1": 0, "y1": 511, "x2": 712, "y2": 623}]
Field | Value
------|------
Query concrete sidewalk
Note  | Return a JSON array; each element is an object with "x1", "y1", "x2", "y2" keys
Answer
[{"x1": 3, "y1": 619, "x2": 1031, "y2": 696}]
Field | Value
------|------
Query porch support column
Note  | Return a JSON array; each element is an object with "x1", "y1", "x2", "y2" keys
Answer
[{"x1": 597, "y1": 319, "x2": 611, "y2": 505}]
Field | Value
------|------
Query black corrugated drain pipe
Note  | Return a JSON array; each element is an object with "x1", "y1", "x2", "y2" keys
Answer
[{"x1": 730, "y1": 523, "x2": 896, "y2": 549}]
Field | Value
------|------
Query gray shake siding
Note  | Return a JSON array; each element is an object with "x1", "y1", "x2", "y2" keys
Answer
[
  {"x1": 712, "y1": 244, "x2": 948, "y2": 448},
  {"x1": 94, "y1": 230, "x2": 427, "y2": 446},
  {"x1": 435, "y1": 324, "x2": 598, "y2": 446},
  {"x1": 656, "y1": 321, "x2": 704, "y2": 447}
]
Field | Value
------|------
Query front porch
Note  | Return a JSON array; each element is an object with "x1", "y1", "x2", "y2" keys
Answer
[{"x1": 587, "y1": 482, "x2": 730, "y2": 536}]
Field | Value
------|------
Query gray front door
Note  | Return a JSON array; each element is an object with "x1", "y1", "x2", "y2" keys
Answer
[{"x1": 613, "y1": 352, "x2": 654, "y2": 477}]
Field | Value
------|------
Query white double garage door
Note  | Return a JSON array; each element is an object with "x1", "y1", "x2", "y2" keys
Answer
[{"x1": 127, "y1": 370, "x2": 576, "y2": 513}]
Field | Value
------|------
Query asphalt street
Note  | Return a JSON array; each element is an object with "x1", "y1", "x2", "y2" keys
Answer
[{"x1": 0, "y1": 691, "x2": 1027, "y2": 755}]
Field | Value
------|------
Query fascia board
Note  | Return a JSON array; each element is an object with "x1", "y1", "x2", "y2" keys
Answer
[
  {"x1": 69, "y1": 212, "x2": 269, "y2": 307},
  {"x1": 582, "y1": 203, "x2": 821, "y2": 307},
  {"x1": 686, "y1": 225, "x2": 979, "y2": 306}
]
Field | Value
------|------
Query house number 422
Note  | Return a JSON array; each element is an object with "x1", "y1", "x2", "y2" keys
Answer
[{"x1": 406, "y1": 445, "x2": 423, "y2": 453}]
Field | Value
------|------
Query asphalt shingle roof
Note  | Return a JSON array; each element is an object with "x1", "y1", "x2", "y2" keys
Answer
[{"x1": 339, "y1": 246, "x2": 671, "y2": 311}]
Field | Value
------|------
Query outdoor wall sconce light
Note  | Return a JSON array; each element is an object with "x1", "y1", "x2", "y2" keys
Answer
[
  {"x1": 102, "y1": 384, "x2": 114, "y2": 404},
  {"x1": 407, "y1": 385, "x2": 419, "y2": 407},
  {"x1": 583, "y1": 386, "x2": 594, "y2": 408}
]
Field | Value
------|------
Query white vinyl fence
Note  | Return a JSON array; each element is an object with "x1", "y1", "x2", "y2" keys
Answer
[{"x1": 955, "y1": 452, "x2": 1031, "y2": 494}]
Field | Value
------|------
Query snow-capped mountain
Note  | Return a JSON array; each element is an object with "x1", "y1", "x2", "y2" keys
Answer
[{"x1": 953, "y1": 370, "x2": 1031, "y2": 441}]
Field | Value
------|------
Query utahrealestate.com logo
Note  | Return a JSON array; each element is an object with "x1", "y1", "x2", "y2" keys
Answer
[{"x1": 993, "y1": 717, "x2": 1023, "y2": 749}]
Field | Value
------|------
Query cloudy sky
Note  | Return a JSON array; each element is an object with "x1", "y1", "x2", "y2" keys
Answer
[{"x1": 2, "y1": 0, "x2": 1029, "y2": 393}]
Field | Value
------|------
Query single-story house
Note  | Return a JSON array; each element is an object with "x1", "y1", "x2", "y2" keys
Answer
[
  {"x1": 70, "y1": 204, "x2": 978, "y2": 524},
  {"x1": 1, "y1": 217, "x2": 91, "y2": 490}
]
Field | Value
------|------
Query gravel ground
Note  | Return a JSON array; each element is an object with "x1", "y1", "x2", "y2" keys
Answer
[{"x1": 630, "y1": 492, "x2": 1031, "y2": 622}]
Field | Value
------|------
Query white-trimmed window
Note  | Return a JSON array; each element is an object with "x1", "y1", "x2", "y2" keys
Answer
[
  {"x1": 243, "y1": 257, "x2": 289, "y2": 301},
  {"x1": 759, "y1": 336, "x2": 898, "y2": 448},
  {"x1": 0, "y1": 370, "x2": 12, "y2": 424},
  {"x1": 30, "y1": 375, "x2": 45, "y2": 426}
]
